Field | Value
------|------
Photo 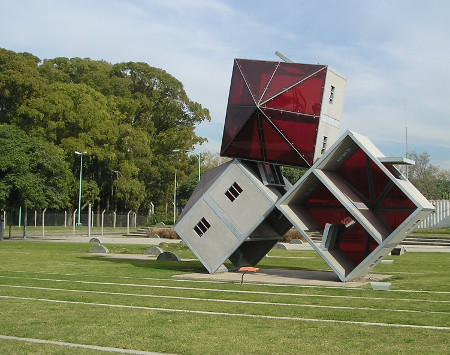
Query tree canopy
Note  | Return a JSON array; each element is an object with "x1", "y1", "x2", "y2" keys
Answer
[{"x1": 0, "y1": 48, "x2": 210, "y2": 217}]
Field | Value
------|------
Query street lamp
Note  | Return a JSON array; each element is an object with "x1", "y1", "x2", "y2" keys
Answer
[
  {"x1": 75, "y1": 151, "x2": 87, "y2": 226},
  {"x1": 173, "y1": 149, "x2": 201, "y2": 182}
]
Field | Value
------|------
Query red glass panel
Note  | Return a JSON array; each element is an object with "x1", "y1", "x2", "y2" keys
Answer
[
  {"x1": 236, "y1": 59, "x2": 279, "y2": 104},
  {"x1": 221, "y1": 106, "x2": 256, "y2": 152},
  {"x1": 262, "y1": 69, "x2": 326, "y2": 115},
  {"x1": 306, "y1": 182, "x2": 343, "y2": 206},
  {"x1": 261, "y1": 63, "x2": 326, "y2": 103},
  {"x1": 222, "y1": 114, "x2": 263, "y2": 160},
  {"x1": 337, "y1": 224, "x2": 378, "y2": 266},
  {"x1": 262, "y1": 108, "x2": 317, "y2": 165},
  {"x1": 371, "y1": 160, "x2": 392, "y2": 201},
  {"x1": 338, "y1": 148, "x2": 371, "y2": 201},
  {"x1": 379, "y1": 184, "x2": 415, "y2": 208},
  {"x1": 227, "y1": 63, "x2": 256, "y2": 105},
  {"x1": 260, "y1": 117, "x2": 308, "y2": 166},
  {"x1": 303, "y1": 184, "x2": 351, "y2": 228},
  {"x1": 378, "y1": 210, "x2": 414, "y2": 230},
  {"x1": 307, "y1": 208, "x2": 351, "y2": 230}
]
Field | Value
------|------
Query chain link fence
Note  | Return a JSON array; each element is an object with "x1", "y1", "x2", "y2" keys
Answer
[{"x1": 1, "y1": 209, "x2": 150, "y2": 231}]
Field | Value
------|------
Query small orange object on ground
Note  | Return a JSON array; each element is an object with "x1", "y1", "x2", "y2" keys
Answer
[{"x1": 238, "y1": 267, "x2": 259, "y2": 273}]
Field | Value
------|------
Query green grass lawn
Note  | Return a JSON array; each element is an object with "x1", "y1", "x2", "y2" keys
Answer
[{"x1": 0, "y1": 241, "x2": 448, "y2": 354}]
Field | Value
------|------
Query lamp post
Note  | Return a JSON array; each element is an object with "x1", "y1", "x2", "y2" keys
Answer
[
  {"x1": 173, "y1": 149, "x2": 201, "y2": 182},
  {"x1": 75, "y1": 151, "x2": 87, "y2": 226}
]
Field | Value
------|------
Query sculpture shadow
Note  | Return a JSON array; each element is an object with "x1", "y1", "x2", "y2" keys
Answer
[{"x1": 77, "y1": 255, "x2": 206, "y2": 273}]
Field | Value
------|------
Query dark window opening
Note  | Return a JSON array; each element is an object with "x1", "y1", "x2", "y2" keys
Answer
[
  {"x1": 194, "y1": 217, "x2": 211, "y2": 237},
  {"x1": 321, "y1": 136, "x2": 328, "y2": 154},
  {"x1": 329, "y1": 85, "x2": 335, "y2": 104},
  {"x1": 225, "y1": 182, "x2": 243, "y2": 202}
]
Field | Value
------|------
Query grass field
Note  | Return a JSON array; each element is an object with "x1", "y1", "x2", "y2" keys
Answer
[{"x1": 0, "y1": 241, "x2": 448, "y2": 354}]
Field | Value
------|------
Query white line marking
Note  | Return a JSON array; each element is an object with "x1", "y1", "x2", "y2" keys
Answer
[
  {"x1": 2, "y1": 284, "x2": 446, "y2": 315},
  {"x1": 2, "y1": 269, "x2": 448, "y2": 294},
  {"x1": 0, "y1": 275, "x2": 448, "y2": 304},
  {"x1": 0, "y1": 334, "x2": 173, "y2": 354},
  {"x1": 0, "y1": 295, "x2": 448, "y2": 331}
]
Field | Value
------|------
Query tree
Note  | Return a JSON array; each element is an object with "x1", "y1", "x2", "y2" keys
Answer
[
  {"x1": 407, "y1": 151, "x2": 440, "y2": 199},
  {"x1": 0, "y1": 49, "x2": 211, "y2": 216},
  {"x1": 282, "y1": 166, "x2": 307, "y2": 185},
  {"x1": 0, "y1": 125, "x2": 73, "y2": 235}
]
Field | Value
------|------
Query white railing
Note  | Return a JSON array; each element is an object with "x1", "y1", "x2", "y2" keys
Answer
[{"x1": 418, "y1": 200, "x2": 450, "y2": 228}]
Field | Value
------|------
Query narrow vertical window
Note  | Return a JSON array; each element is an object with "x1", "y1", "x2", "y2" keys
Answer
[
  {"x1": 194, "y1": 217, "x2": 211, "y2": 237},
  {"x1": 321, "y1": 136, "x2": 328, "y2": 154},
  {"x1": 329, "y1": 85, "x2": 335, "y2": 104}
]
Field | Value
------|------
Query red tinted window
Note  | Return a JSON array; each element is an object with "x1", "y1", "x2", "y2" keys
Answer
[{"x1": 262, "y1": 71, "x2": 326, "y2": 115}]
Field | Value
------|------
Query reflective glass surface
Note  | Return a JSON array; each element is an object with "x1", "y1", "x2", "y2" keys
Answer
[
  {"x1": 261, "y1": 62, "x2": 326, "y2": 103},
  {"x1": 262, "y1": 108, "x2": 317, "y2": 165},
  {"x1": 303, "y1": 184, "x2": 352, "y2": 228},
  {"x1": 221, "y1": 106, "x2": 256, "y2": 153},
  {"x1": 337, "y1": 224, "x2": 378, "y2": 266},
  {"x1": 236, "y1": 59, "x2": 279, "y2": 104},
  {"x1": 260, "y1": 117, "x2": 308, "y2": 166},
  {"x1": 338, "y1": 148, "x2": 371, "y2": 201},
  {"x1": 228, "y1": 63, "x2": 255, "y2": 105},
  {"x1": 222, "y1": 115, "x2": 263, "y2": 160},
  {"x1": 262, "y1": 70, "x2": 326, "y2": 115}
]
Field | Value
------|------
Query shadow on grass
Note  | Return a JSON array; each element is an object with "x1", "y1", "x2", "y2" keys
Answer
[
  {"x1": 78, "y1": 254, "x2": 327, "y2": 277},
  {"x1": 77, "y1": 255, "x2": 207, "y2": 273}
]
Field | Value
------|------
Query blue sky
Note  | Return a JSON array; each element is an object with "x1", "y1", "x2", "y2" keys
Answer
[{"x1": 1, "y1": 0, "x2": 449, "y2": 168}]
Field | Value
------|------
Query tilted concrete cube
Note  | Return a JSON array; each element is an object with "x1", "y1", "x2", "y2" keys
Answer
[
  {"x1": 174, "y1": 159, "x2": 292, "y2": 273},
  {"x1": 276, "y1": 130, "x2": 435, "y2": 281}
]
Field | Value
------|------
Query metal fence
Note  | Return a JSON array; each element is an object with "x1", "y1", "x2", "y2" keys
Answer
[
  {"x1": 418, "y1": 200, "x2": 450, "y2": 228},
  {"x1": 1, "y1": 209, "x2": 149, "y2": 229},
  {"x1": 2, "y1": 200, "x2": 449, "y2": 231}
]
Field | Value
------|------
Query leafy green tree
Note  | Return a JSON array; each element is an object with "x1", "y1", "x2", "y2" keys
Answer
[
  {"x1": 407, "y1": 151, "x2": 440, "y2": 199},
  {"x1": 0, "y1": 48, "x2": 45, "y2": 124},
  {"x1": 0, "y1": 124, "x2": 73, "y2": 236},
  {"x1": 0, "y1": 49, "x2": 211, "y2": 216},
  {"x1": 282, "y1": 166, "x2": 307, "y2": 185}
]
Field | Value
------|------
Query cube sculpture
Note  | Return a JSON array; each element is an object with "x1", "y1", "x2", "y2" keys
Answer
[
  {"x1": 174, "y1": 159, "x2": 292, "y2": 273},
  {"x1": 221, "y1": 58, "x2": 347, "y2": 167},
  {"x1": 174, "y1": 57, "x2": 434, "y2": 282},
  {"x1": 276, "y1": 130, "x2": 435, "y2": 281}
]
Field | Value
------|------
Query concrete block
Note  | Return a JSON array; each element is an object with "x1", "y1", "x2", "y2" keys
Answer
[
  {"x1": 143, "y1": 246, "x2": 163, "y2": 256},
  {"x1": 157, "y1": 251, "x2": 181, "y2": 261},
  {"x1": 390, "y1": 247, "x2": 406, "y2": 255},
  {"x1": 89, "y1": 245, "x2": 109, "y2": 253},
  {"x1": 289, "y1": 239, "x2": 303, "y2": 244},
  {"x1": 89, "y1": 238, "x2": 101, "y2": 244},
  {"x1": 371, "y1": 282, "x2": 391, "y2": 291}
]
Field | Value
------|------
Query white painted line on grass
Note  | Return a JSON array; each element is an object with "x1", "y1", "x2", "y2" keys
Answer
[
  {"x1": 2, "y1": 270, "x2": 448, "y2": 294},
  {"x1": 0, "y1": 275, "x2": 448, "y2": 304},
  {"x1": 2, "y1": 284, "x2": 447, "y2": 315},
  {"x1": 0, "y1": 295, "x2": 448, "y2": 331},
  {"x1": 0, "y1": 334, "x2": 173, "y2": 354}
]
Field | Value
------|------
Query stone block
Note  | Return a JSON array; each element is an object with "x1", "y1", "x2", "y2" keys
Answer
[
  {"x1": 89, "y1": 245, "x2": 109, "y2": 253},
  {"x1": 144, "y1": 246, "x2": 163, "y2": 255},
  {"x1": 157, "y1": 251, "x2": 181, "y2": 261}
]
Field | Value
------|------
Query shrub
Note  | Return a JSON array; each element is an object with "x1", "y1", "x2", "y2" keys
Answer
[
  {"x1": 146, "y1": 227, "x2": 179, "y2": 239},
  {"x1": 280, "y1": 229, "x2": 306, "y2": 243}
]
